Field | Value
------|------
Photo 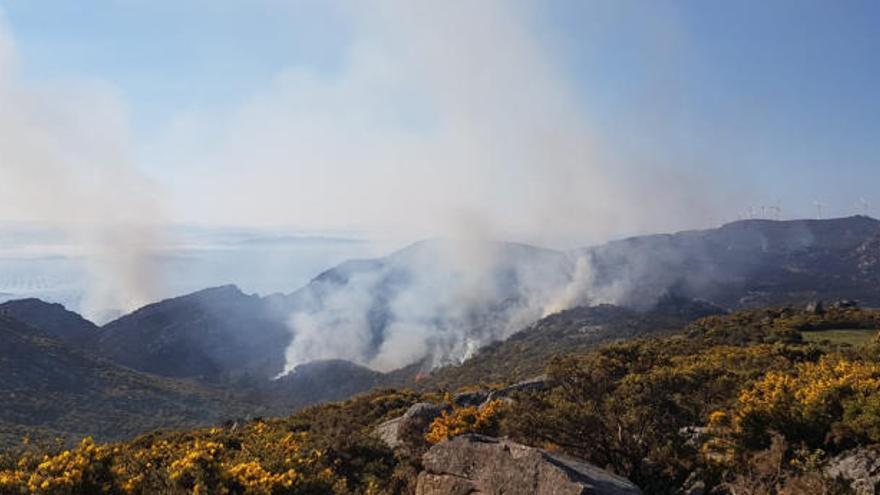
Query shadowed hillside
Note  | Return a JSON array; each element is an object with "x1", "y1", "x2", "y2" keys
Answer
[
  {"x1": 97, "y1": 285, "x2": 291, "y2": 383},
  {"x1": 0, "y1": 314, "x2": 259, "y2": 446},
  {"x1": 0, "y1": 299, "x2": 98, "y2": 346}
]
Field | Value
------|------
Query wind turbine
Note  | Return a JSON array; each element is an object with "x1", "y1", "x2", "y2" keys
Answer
[
  {"x1": 767, "y1": 201, "x2": 782, "y2": 221},
  {"x1": 748, "y1": 205, "x2": 758, "y2": 219},
  {"x1": 813, "y1": 200, "x2": 824, "y2": 220},
  {"x1": 859, "y1": 197, "x2": 870, "y2": 215}
]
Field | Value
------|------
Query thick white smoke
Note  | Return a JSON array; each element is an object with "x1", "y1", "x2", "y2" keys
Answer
[
  {"x1": 192, "y1": 0, "x2": 726, "y2": 375},
  {"x1": 1, "y1": 0, "x2": 723, "y2": 370},
  {"x1": 259, "y1": 0, "x2": 716, "y2": 374},
  {"x1": 279, "y1": 239, "x2": 593, "y2": 374},
  {"x1": 155, "y1": 0, "x2": 719, "y2": 243},
  {"x1": 0, "y1": 15, "x2": 164, "y2": 322}
]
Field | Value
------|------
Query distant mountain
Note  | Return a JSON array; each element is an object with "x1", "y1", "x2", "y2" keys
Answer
[
  {"x1": 0, "y1": 313, "x2": 257, "y2": 447},
  {"x1": 271, "y1": 218, "x2": 880, "y2": 375},
  {"x1": 0, "y1": 298, "x2": 98, "y2": 346},
  {"x1": 97, "y1": 285, "x2": 290, "y2": 382},
  {"x1": 583, "y1": 215, "x2": 880, "y2": 308},
  {"x1": 8, "y1": 216, "x2": 880, "y2": 429}
]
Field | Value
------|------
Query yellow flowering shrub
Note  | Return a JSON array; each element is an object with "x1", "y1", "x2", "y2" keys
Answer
[
  {"x1": 0, "y1": 392, "x2": 413, "y2": 495},
  {"x1": 0, "y1": 389, "x2": 428, "y2": 494},
  {"x1": 728, "y1": 356, "x2": 880, "y2": 449},
  {"x1": 0, "y1": 437, "x2": 117, "y2": 495},
  {"x1": 425, "y1": 399, "x2": 505, "y2": 444}
]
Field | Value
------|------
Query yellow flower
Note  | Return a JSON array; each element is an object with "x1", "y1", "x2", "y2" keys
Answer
[{"x1": 426, "y1": 399, "x2": 505, "y2": 444}]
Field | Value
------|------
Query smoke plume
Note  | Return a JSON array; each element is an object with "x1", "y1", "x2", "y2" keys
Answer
[
  {"x1": 1, "y1": 1, "x2": 723, "y2": 368},
  {"x1": 278, "y1": 239, "x2": 594, "y2": 373},
  {"x1": 155, "y1": 0, "x2": 719, "y2": 243},
  {"x1": 0, "y1": 15, "x2": 164, "y2": 322},
  {"x1": 252, "y1": 0, "x2": 718, "y2": 374}
]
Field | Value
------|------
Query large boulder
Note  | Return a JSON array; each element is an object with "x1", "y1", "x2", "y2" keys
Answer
[
  {"x1": 825, "y1": 446, "x2": 880, "y2": 495},
  {"x1": 416, "y1": 434, "x2": 642, "y2": 495},
  {"x1": 374, "y1": 402, "x2": 441, "y2": 449}
]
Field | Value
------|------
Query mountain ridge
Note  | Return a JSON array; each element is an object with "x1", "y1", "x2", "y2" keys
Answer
[{"x1": 4, "y1": 215, "x2": 880, "y2": 445}]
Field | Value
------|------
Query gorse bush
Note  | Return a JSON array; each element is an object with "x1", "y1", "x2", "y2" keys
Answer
[
  {"x1": 503, "y1": 307, "x2": 880, "y2": 494},
  {"x1": 0, "y1": 425, "x2": 351, "y2": 495},
  {"x1": 0, "y1": 390, "x2": 427, "y2": 495},
  {"x1": 424, "y1": 399, "x2": 504, "y2": 444},
  {"x1": 728, "y1": 357, "x2": 880, "y2": 449}
]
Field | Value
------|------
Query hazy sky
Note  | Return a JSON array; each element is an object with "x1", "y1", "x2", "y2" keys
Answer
[{"x1": 1, "y1": 0, "x2": 878, "y2": 246}]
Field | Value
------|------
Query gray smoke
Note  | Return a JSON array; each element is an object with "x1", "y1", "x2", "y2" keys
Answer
[
  {"x1": 260, "y1": 0, "x2": 723, "y2": 374},
  {"x1": 0, "y1": 16, "x2": 165, "y2": 322},
  {"x1": 151, "y1": 0, "x2": 722, "y2": 242},
  {"x1": 279, "y1": 239, "x2": 593, "y2": 373},
  {"x1": 0, "y1": 0, "x2": 727, "y2": 368}
]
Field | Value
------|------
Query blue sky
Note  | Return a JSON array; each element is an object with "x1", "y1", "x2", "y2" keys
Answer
[
  {"x1": 1, "y1": 0, "x2": 879, "y2": 240},
  {"x1": 2, "y1": 1, "x2": 351, "y2": 132},
  {"x1": 539, "y1": 0, "x2": 880, "y2": 214}
]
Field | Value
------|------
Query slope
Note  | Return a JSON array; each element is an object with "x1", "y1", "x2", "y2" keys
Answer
[
  {"x1": 97, "y1": 285, "x2": 291, "y2": 383},
  {"x1": 0, "y1": 314, "x2": 258, "y2": 447},
  {"x1": 0, "y1": 298, "x2": 98, "y2": 346},
  {"x1": 584, "y1": 215, "x2": 880, "y2": 308}
]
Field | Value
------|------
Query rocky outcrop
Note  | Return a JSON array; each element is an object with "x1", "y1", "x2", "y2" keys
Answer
[
  {"x1": 825, "y1": 446, "x2": 880, "y2": 495},
  {"x1": 452, "y1": 376, "x2": 549, "y2": 409},
  {"x1": 416, "y1": 434, "x2": 642, "y2": 495},
  {"x1": 453, "y1": 391, "x2": 490, "y2": 408},
  {"x1": 374, "y1": 402, "x2": 441, "y2": 449},
  {"x1": 487, "y1": 375, "x2": 548, "y2": 402}
]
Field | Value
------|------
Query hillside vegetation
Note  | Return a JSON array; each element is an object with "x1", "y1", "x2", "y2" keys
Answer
[
  {"x1": 408, "y1": 295, "x2": 723, "y2": 391},
  {"x1": 3, "y1": 305, "x2": 880, "y2": 494},
  {"x1": 0, "y1": 315, "x2": 260, "y2": 447}
]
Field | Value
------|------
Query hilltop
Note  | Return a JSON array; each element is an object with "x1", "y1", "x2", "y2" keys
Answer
[
  {"x1": 585, "y1": 215, "x2": 880, "y2": 308},
  {"x1": 0, "y1": 299, "x2": 98, "y2": 346}
]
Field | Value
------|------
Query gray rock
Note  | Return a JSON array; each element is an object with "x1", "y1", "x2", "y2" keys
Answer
[
  {"x1": 416, "y1": 434, "x2": 642, "y2": 495},
  {"x1": 486, "y1": 375, "x2": 548, "y2": 403},
  {"x1": 678, "y1": 426, "x2": 709, "y2": 448},
  {"x1": 449, "y1": 376, "x2": 549, "y2": 411},
  {"x1": 683, "y1": 481, "x2": 705, "y2": 495},
  {"x1": 374, "y1": 402, "x2": 441, "y2": 448},
  {"x1": 825, "y1": 446, "x2": 880, "y2": 495},
  {"x1": 805, "y1": 300, "x2": 825, "y2": 314},
  {"x1": 681, "y1": 472, "x2": 706, "y2": 495},
  {"x1": 830, "y1": 299, "x2": 860, "y2": 309},
  {"x1": 453, "y1": 390, "x2": 490, "y2": 408}
]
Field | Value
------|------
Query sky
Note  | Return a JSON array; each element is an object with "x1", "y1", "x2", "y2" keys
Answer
[{"x1": 1, "y1": 0, "x2": 879, "y2": 246}]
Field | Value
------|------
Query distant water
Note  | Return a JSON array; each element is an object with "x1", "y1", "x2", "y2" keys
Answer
[{"x1": 0, "y1": 225, "x2": 395, "y2": 322}]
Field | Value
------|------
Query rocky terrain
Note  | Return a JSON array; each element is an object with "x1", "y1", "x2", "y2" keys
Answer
[{"x1": 416, "y1": 435, "x2": 642, "y2": 495}]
